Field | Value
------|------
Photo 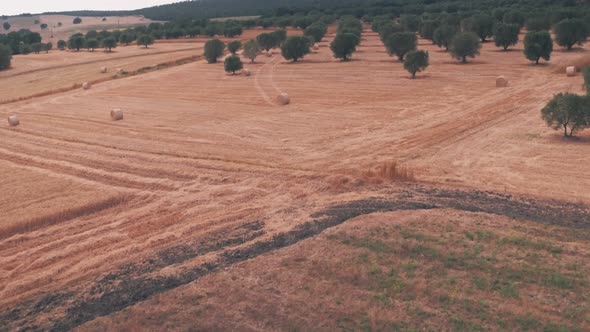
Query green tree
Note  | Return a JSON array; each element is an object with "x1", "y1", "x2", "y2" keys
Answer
[
  {"x1": 256, "y1": 32, "x2": 276, "y2": 52},
  {"x1": 40, "y1": 23, "x2": 48, "y2": 30},
  {"x1": 330, "y1": 33, "x2": 360, "y2": 61},
  {"x1": 204, "y1": 39, "x2": 225, "y2": 63},
  {"x1": 242, "y1": 39, "x2": 260, "y2": 63},
  {"x1": 420, "y1": 20, "x2": 439, "y2": 44},
  {"x1": 400, "y1": 15, "x2": 421, "y2": 32},
  {"x1": 272, "y1": 29, "x2": 287, "y2": 47},
  {"x1": 73, "y1": 17, "x2": 82, "y2": 24},
  {"x1": 404, "y1": 50, "x2": 429, "y2": 78},
  {"x1": 224, "y1": 55, "x2": 243, "y2": 74},
  {"x1": 304, "y1": 22, "x2": 327, "y2": 43},
  {"x1": 524, "y1": 31, "x2": 553, "y2": 64},
  {"x1": 541, "y1": 93, "x2": 589, "y2": 137},
  {"x1": 86, "y1": 38, "x2": 99, "y2": 51},
  {"x1": 503, "y1": 10, "x2": 525, "y2": 27},
  {"x1": 554, "y1": 19, "x2": 589, "y2": 50},
  {"x1": 3, "y1": 22, "x2": 10, "y2": 31},
  {"x1": 0, "y1": 44, "x2": 11, "y2": 70},
  {"x1": 469, "y1": 14, "x2": 494, "y2": 42},
  {"x1": 103, "y1": 37, "x2": 117, "y2": 52},
  {"x1": 227, "y1": 40, "x2": 242, "y2": 54},
  {"x1": 223, "y1": 21, "x2": 243, "y2": 38},
  {"x1": 385, "y1": 32, "x2": 417, "y2": 61},
  {"x1": 57, "y1": 40, "x2": 67, "y2": 50},
  {"x1": 68, "y1": 35, "x2": 85, "y2": 51},
  {"x1": 137, "y1": 34, "x2": 154, "y2": 48},
  {"x1": 449, "y1": 32, "x2": 481, "y2": 63},
  {"x1": 493, "y1": 23, "x2": 520, "y2": 51},
  {"x1": 280, "y1": 36, "x2": 311, "y2": 62},
  {"x1": 433, "y1": 25, "x2": 457, "y2": 50},
  {"x1": 378, "y1": 22, "x2": 403, "y2": 43},
  {"x1": 584, "y1": 67, "x2": 590, "y2": 95},
  {"x1": 44, "y1": 42, "x2": 52, "y2": 53},
  {"x1": 119, "y1": 33, "x2": 134, "y2": 46},
  {"x1": 31, "y1": 42, "x2": 43, "y2": 54},
  {"x1": 526, "y1": 17, "x2": 551, "y2": 32}
]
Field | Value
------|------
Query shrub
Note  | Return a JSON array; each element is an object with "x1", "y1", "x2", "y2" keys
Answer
[
  {"x1": 449, "y1": 32, "x2": 481, "y2": 63},
  {"x1": 554, "y1": 19, "x2": 589, "y2": 50},
  {"x1": 433, "y1": 25, "x2": 457, "y2": 50},
  {"x1": 40, "y1": 23, "x2": 48, "y2": 30},
  {"x1": 103, "y1": 37, "x2": 117, "y2": 52},
  {"x1": 524, "y1": 31, "x2": 553, "y2": 64},
  {"x1": 242, "y1": 39, "x2": 260, "y2": 63},
  {"x1": 493, "y1": 23, "x2": 520, "y2": 51},
  {"x1": 86, "y1": 38, "x2": 99, "y2": 51},
  {"x1": 330, "y1": 33, "x2": 360, "y2": 61},
  {"x1": 227, "y1": 40, "x2": 242, "y2": 54},
  {"x1": 3, "y1": 22, "x2": 10, "y2": 31},
  {"x1": 281, "y1": 36, "x2": 312, "y2": 62},
  {"x1": 57, "y1": 40, "x2": 67, "y2": 50},
  {"x1": 204, "y1": 39, "x2": 225, "y2": 63},
  {"x1": 404, "y1": 50, "x2": 429, "y2": 78},
  {"x1": 0, "y1": 44, "x2": 12, "y2": 70},
  {"x1": 385, "y1": 32, "x2": 417, "y2": 61},
  {"x1": 73, "y1": 17, "x2": 82, "y2": 24},
  {"x1": 137, "y1": 34, "x2": 154, "y2": 48},
  {"x1": 224, "y1": 55, "x2": 243, "y2": 74},
  {"x1": 541, "y1": 93, "x2": 589, "y2": 137}
]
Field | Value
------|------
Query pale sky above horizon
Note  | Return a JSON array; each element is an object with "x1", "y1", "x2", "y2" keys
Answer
[{"x1": 1, "y1": 1, "x2": 176, "y2": 16}]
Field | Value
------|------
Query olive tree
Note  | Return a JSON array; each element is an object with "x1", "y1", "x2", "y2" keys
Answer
[
  {"x1": 204, "y1": 39, "x2": 225, "y2": 63},
  {"x1": 280, "y1": 36, "x2": 312, "y2": 62},
  {"x1": 3, "y1": 22, "x2": 10, "y2": 31},
  {"x1": 385, "y1": 32, "x2": 417, "y2": 61},
  {"x1": 420, "y1": 20, "x2": 439, "y2": 44},
  {"x1": 73, "y1": 17, "x2": 82, "y2": 24},
  {"x1": 224, "y1": 55, "x2": 243, "y2": 74},
  {"x1": 493, "y1": 23, "x2": 520, "y2": 51},
  {"x1": 470, "y1": 14, "x2": 494, "y2": 42},
  {"x1": 330, "y1": 33, "x2": 360, "y2": 61},
  {"x1": 449, "y1": 32, "x2": 481, "y2": 63},
  {"x1": 242, "y1": 39, "x2": 260, "y2": 63},
  {"x1": 43, "y1": 42, "x2": 52, "y2": 53},
  {"x1": 584, "y1": 67, "x2": 590, "y2": 95},
  {"x1": 227, "y1": 40, "x2": 242, "y2": 54},
  {"x1": 57, "y1": 40, "x2": 67, "y2": 50},
  {"x1": 31, "y1": 42, "x2": 43, "y2": 54},
  {"x1": 554, "y1": 19, "x2": 589, "y2": 50},
  {"x1": 541, "y1": 93, "x2": 589, "y2": 137},
  {"x1": 86, "y1": 38, "x2": 99, "y2": 51},
  {"x1": 68, "y1": 35, "x2": 85, "y2": 51},
  {"x1": 304, "y1": 22, "x2": 327, "y2": 43},
  {"x1": 524, "y1": 31, "x2": 553, "y2": 64},
  {"x1": 102, "y1": 37, "x2": 117, "y2": 52},
  {"x1": 433, "y1": 25, "x2": 457, "y2": 50},
  {"x1": 137, "y1": 35, "x2": 154, "y2": 48},
  {"x1": 403, "y1": 50, "x2": 429, "y2": 78},
  {"x1": 0, "y1": 44, "x2": 12, "y2": 70},
  {"x1": 256, "y1": 32, "x2": 276, "y2": 52}
]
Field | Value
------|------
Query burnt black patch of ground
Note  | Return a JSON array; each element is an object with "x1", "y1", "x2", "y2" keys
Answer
[{"x1": 2, "y1": 186, "x2": 590, "y2": 331}]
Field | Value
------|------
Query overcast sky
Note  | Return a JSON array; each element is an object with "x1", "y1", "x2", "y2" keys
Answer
[{"x1": 2, "y1": 1, "x2": 176, "y2": 16}]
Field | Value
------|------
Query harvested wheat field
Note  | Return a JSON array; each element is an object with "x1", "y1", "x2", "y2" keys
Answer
[{"x1": 1, "y1": 27, "x2": 589, "y2": 331}]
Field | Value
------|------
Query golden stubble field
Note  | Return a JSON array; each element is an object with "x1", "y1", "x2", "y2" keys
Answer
[{"x1": 0, "y1": 27, "x2": 589, "y2": 330}]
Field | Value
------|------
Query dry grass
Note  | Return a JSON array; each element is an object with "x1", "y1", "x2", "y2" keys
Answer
[
  {"x1": 0, "y1": 194, "x2": 131, "y2": 241},
  {"x1": 364, "y1": 161, "x2": 416, "y2": 182}
]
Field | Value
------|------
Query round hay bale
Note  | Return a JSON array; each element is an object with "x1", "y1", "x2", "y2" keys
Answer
[
  {"x1": 110, "y1": 109, "x2": 124, "y2": 121},
  {"x1": 117, "y1": 68, "x2": 124, "y2": 74},
  {"x1": 566, "y1": 66, "x2": 576, "y2": 76},
  {"x1": 276, "y1": 93, "x2": 290, "y2": 106},
  {"x1": 243, "y1": 69, "x2": 251, "y2": 77},
  {"x1": 7, "y1": 115, "x2": 19, "y2": 127},
  {"x1": 266, "y1": 50, "x2": 273, "y2": 57},
  {"x1": 100, "y1": 66, "x2": 107, "y2": 73},
  {"x1": 496, "y1": 76, "x2": 508, "y2": 87},
  {"x1": 312, "y1": 44, "x2": 319, "y2": 51},
  {"x1": 82, "y1": 82, "x2": 92, "y2": 90}
]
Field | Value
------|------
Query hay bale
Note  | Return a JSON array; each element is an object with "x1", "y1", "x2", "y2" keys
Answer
[
  {"x1": 82, "y1": 82, "x2": 91, "y2": 90},
  {"x1": 276, "y1": 93, "x2": 290, "y2": 105},
  {"x1": 100, "y1": 66, "x2": 107, "y2": 73},
  {"x1": 7, "y1": 115, "x2": 19, "y2": 127},
  {"x1": 243, "y1": 69, "x2": 251, "y2": 76},
  {"x1": 110, "y1": 109, "x2": 124, "y2": 121},
  {"x1": 566, "y1": 66, "x2": 576, "y2": 76},
  {"x1": 117, "y1": 68, "x2": 124, "y2": 74},
  {"x1": 266, "y1": 50, "x2": 273, "y2": 57},
  {"x1": 312, "y1": 44, "x2": 319, "y2": 51},
  {"x1": 496, "y1": 76, "x2": 508, "y2": 87}
]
